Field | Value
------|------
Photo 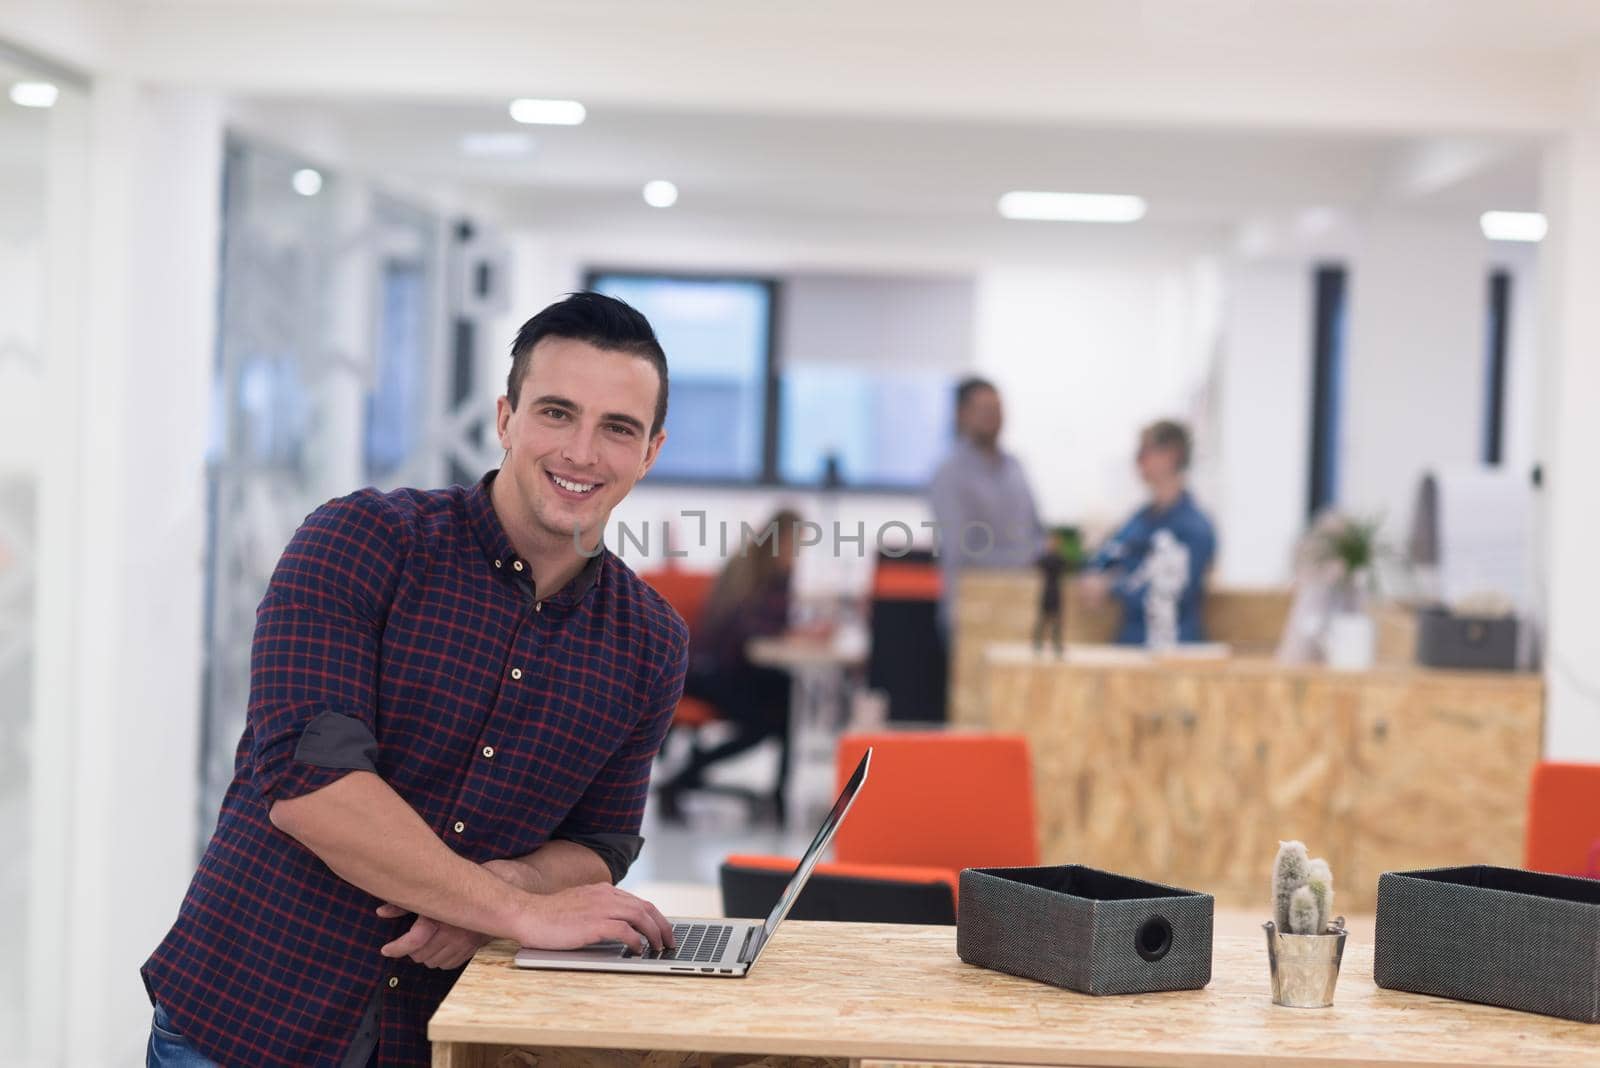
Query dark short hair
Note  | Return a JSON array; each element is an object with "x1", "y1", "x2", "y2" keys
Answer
[
  {"x1": 954, "y1": 376, "x2": 997, "y2": 414},
  {"x1": 507, "y1": 292, "x2": 669, "y2": 436},
  {"x1": 1140, "y1": 419, "x2": 1192, "y2": 470}
]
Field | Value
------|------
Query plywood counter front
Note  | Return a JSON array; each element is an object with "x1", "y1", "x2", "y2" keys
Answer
[
  {"x1": 976, "y1": 643, "x2": 1543, "y2": 912},
  {"x1": 429, "y1": 921, "x2": 1595, "y2": 1067}
]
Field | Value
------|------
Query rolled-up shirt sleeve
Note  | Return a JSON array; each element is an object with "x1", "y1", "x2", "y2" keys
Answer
[
  {"x1": 247, "y1": 491, "x2": 409, "y2": 804},
  {"x1": 551, "y1": 617, "x2": 689, "y2": 883}
]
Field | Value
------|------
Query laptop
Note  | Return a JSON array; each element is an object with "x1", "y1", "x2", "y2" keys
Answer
[{"x1": 514, "y1": 747, "x2": 871, "y2": 977}]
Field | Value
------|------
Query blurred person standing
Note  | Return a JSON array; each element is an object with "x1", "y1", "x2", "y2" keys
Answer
[
  {"x1": 1079, "y1": 419, "x2": 1216, "y2": 646},
  {"x1": 928, "y1": 377, "x2": 1044, "y2": 633},
  {"x1": 657, "y1": 509, "x2": 802, "y2": 822}
]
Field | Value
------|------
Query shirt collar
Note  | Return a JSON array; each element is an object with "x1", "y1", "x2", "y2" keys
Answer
[
  {"x1": 1147, "y1": 489, "x2": 1193, "y2": 519},
  {"x1": 467, "y1": 470, "x2": 606, "y2": 606},
  {"x1": 953, "y1": 436, "x2": 1014, "y2": 471}
]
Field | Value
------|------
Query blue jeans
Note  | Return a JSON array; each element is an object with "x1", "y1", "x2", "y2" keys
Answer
[{"x1": 146, "y1": 1003, "x2": 219, "y2": 1067}]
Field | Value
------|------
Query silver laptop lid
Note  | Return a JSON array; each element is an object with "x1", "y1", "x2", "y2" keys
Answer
[{"x1": 748, "y1": 747, "x2": 872, "y2": 960}]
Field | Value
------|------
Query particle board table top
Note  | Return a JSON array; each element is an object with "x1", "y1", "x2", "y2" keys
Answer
[{"x1": 429, "y1": 921, "x2": 1595, "y2": 1067}]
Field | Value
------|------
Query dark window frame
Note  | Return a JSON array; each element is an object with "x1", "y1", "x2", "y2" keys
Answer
[
  {"x1": 1483, "y1": 269, "x2": 1512, "y2": 466},
  {"x1": 584, "y1": 266, "x2": 931, "y2": 495},
  {"x1": 1307, "y1": 264, "x2": 1348, "y2": 519}
]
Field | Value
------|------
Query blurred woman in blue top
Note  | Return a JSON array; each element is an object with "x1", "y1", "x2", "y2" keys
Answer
[{"x1": 1080, "y1": 420, "x2": 1217, "y2": 646}]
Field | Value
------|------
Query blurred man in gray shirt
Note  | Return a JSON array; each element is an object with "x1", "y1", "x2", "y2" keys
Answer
[{"x1": 928, "y1": 377, "x2": 1044, "y2": 633}]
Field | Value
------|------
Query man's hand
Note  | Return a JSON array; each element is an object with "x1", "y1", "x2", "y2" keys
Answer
[
  {"x1": 513, "y1": 883, "x2": 675, "y2": 954},
  {"x1": 376, "y1": 860, "x2": 531, "y2": 969},
  {"x1": 376, "y1": 860, "x2": 674, "y2": 968}
]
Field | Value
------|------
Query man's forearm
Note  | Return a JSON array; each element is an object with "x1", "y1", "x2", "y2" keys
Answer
[
  {"x1": 503, "y1": 839, "x2": 615, "y2": 895},
  {"x1": 268, "y1": 770, "x2": 541, "y2": 942}
]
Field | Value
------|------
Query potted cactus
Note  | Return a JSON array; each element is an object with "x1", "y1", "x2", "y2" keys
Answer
[{"x1": 1263, "y1": 841, "x2": 1347, "y2": 1007}]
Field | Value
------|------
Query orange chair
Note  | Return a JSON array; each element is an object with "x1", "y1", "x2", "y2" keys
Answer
[
  {"x1": 831, "y1": 732, "x2": 1038, "y2": 874},
  {"x1": 1524, "y1": 762, "x2": 1600, "y2": 878},
  {"x1": 718, "y1": 731, "x2": 1038, "y2": 922},
  {"x1": 638, "y1": 569, "x2": 720, "y2": 731}
]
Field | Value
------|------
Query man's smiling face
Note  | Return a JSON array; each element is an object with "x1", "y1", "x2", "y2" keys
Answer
[{"x1": 495, "y1": 335, "x2": 665, "y2": 546}]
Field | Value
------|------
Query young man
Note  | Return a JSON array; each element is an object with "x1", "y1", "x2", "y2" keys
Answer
[
  {"x1": 927, "y1": 377, "x2": 1044, "y2": 633},
  {"x1": 1080, "y1": 419, "x2": 1217, "y2": 646},
  {"x1": 143, "y1": 293, "x2": 689, "y2": 1067}
]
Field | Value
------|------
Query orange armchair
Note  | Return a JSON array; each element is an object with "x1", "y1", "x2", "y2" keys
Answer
[
  {"x1": 719, "y1": 732, "x2": 1038, "y2": 923},
  {"x1": 1524, "y1": 761, "x2": 1600, "y2": 878},
  {"x1": 639, "y1": 569, "x2": 720, "y2": 731}
]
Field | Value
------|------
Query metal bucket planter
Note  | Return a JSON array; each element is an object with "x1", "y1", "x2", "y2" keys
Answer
[{"x1": 1263, "y1": 917, "x2": 1347, "y2": 1007}]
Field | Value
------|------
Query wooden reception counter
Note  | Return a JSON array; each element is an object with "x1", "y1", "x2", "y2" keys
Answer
[
  {"x1": 430, "y1": 921, "x2": 1595, "y2": 1067},
  {"x1": 968, "y1": 642, "x2": 1543, "y2": 912},
  {"x1": 949, "y1": 570, "x2": 1419, "y2": 728}
]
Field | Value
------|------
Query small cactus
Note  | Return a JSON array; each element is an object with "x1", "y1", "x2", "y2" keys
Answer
[
  {"x1": 1305, "y1": 858, "x2": 1335, "y2": 934},
  {"x1": 1289, "y1": 886, "x2": 1318, "y2": 935},
  {"x1": 1272, "y1": 840, "x2": 1336, "y2": 935}
]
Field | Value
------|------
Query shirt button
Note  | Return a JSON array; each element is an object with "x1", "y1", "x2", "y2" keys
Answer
[
  {"x1": 482, "y1": 746, "x2": 495, "y2": 759},
  {"x1": 387, "y1": 977, "x2": 399, "y2": 989},
  {"x1": 453, "y1": 820, "x2": 466, "y2": 834},
  {"x1": 535, "y1": 602, "x2": 543, "y2": 613},
  {"x1": 512, "y1": 560, "x2": 524, "y2": 572},
  {"x1": 510, "y1": 667, "x2": 523, "y2": 680},
  {"x1": 494, "y1": 559, "x2": 503, "y2": 569}
]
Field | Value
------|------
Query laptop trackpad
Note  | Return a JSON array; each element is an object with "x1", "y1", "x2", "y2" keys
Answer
[{"x1": 521, "y1": 941, "x2": 631, "y2": 962}]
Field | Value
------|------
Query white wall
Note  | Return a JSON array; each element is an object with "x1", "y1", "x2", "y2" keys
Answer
[
  {"x1": 54, "y1": 81, "x2": 222, "y2": 1067},
  {"x1": 489, "y1": 213, "x2": 1225, "y2": 585},
  {"x1": 1340, "y1": 214, "x2": 1490, "y2": 537},
  {"x1": 1211, "y1": 217, "x2": 1541, "y2": 593},
  {"x1": 1213, "y1": 261, "x2": 1313, "y2": 586},
  {"x1": 1537, "y1": 126, "x2": 1600, "y2": 760},
  {"x1": 972, "y1": 260, "x2": 1222, "y2": 532}
]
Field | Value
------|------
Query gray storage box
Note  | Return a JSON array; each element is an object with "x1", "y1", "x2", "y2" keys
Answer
[
  {"x1": 957, "y1": 865, "x2": 1213, "y2": 995},
  {"x1": 1374, "y1": 866, "x2": 1600, "y2": 1023},
  {"x1": 1415, "y1": 607, "x2": 1518, "y2": 671}
]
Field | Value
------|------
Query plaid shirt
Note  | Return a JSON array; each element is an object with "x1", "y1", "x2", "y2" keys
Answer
[{"x1": 142, "y1": 472, "x2": 689, "y2": 1067}]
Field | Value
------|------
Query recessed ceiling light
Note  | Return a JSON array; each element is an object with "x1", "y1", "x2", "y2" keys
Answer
[
  {"x1": 1480, "y1": 210, "x2": 1546, "y2": 243},
  {"x1": 509, "y1": 98, "x2": 586, "y2": 126},
  {"x1": 643, "y1": 180, "x2": 679, "y2": 208},
  {"x1": 291, "y1": 168, "x2": 323, "y2": 197},
  {"x1": 998, "y1": 191, "x2": 1147, "y2": 223},
  {"x1": 460, "y1": 131, "x2": 536, "y2": 158},
  {"x1": 9, "y1": 82, "x2": 59, "y2": 108}
]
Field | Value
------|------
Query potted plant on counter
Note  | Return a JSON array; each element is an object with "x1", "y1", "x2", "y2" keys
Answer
[
  {"x1": 1263, "y1": 841, "x2": 1347, "y2": 1007},
  {"x1": 1317, "y1": 514, "x2": 1384, "y2": 670}
]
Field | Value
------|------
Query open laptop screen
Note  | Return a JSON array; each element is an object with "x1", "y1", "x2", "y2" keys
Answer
[{"x1": 758, "y1": 748, "x2": 872, "y2": 944}]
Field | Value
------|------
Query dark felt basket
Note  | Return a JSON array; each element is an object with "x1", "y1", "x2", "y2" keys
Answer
[
  {"x1": 1374, "y1": 866, "x2": 1600, "y2": 1023},
  {"x1": 957, "y1": 865, "x2": 1214, "y2": 995},
  {"x1": 1415, "y1": 607, "x2": 1518, "y2": 671}
]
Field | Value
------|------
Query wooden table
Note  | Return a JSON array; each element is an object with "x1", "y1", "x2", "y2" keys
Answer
[
  {"x1": 429, "y1": 921, "x2": 1596, "y2": 1067},
  {"x1": 747, "y1": 634, "x2": 869, "y2": 817}
]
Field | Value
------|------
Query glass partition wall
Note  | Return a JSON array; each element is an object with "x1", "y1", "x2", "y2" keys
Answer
[{"x1": 0, "y1": 45, "x2": 89, "y2": 1066}]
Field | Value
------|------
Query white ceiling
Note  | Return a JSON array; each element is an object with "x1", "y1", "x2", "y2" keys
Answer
[
  {"x1": 232, "y1": 96, "x2": 1544, "y2": 234},
  {"x1": 13, "y1": 1, "x2": 1600, "y2": 133}
]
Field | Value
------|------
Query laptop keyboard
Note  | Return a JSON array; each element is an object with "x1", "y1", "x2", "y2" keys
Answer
[{"x1": 646, "y1": 922, "x2": 733, "y2": 962}]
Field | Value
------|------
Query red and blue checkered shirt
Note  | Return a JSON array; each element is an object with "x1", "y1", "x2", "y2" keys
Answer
[{"x1": 142, "y1": 472, "x2": 689, "y2": 1067}]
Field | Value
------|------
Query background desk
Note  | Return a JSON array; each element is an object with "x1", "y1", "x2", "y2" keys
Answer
[
  {"x1": 429, "y1": 920, "x2": 1595, "y2": 1067},
  {"x1": 971, "y1": 643, "x2": 1543, "y2": 911},
  {"x1": 949, "y1": 571, "x2": 1298, "y2": 726}
]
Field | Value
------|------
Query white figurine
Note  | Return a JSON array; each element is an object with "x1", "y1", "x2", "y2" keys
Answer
[{"x1": 1132, "y1": 529, "x2": 1191, "y2": 649}]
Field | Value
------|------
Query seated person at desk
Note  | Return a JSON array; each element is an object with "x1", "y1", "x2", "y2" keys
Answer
[
  {"x1": 1080, "y1": 419, "x2": 1217, "y2": 646},
  {"x1": 658, "y1": 509, "x2": 802, "y2": 822}
]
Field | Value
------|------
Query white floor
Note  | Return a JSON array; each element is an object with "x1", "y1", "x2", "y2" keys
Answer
[{"x1": 619, "y1": 733, "x2": 826, "y2": 913}]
